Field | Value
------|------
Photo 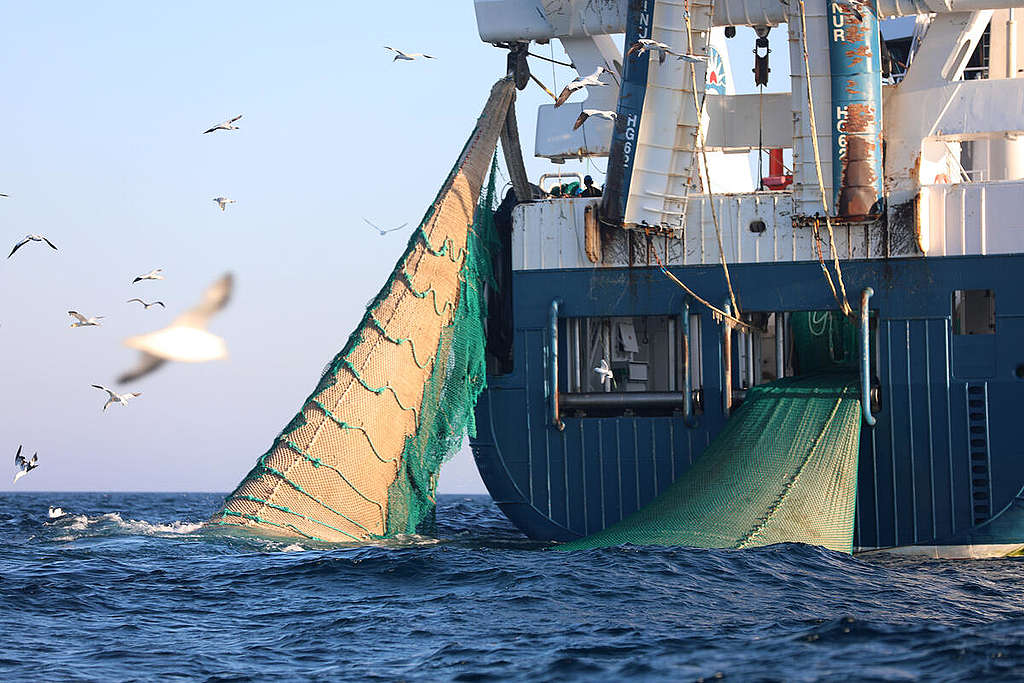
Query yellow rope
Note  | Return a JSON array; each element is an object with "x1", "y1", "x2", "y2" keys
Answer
[
  {"x1": 646, "y1": 230, "x2": 754, "y2": 332},
  {"x1": 529, "y1": 73, "x2": 558, "y2": 101},
  {"x1": 797, "y1": 0, "x2": 853, "y2": 317},
  {"x1": 683, "y1": 3, "x2": 741, "y2": 319}
]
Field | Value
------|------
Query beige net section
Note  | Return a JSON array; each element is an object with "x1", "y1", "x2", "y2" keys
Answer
[{"x1": 210, "y1": 78, "x2": 515, "y2": 542}]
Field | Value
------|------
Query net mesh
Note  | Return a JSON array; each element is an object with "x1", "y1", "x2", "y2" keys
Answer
[
  {"x1": 209, "y1": 79, "x2": 513, "y2": 542},
  {"x1": 559, "y1": 373, "x2": 863, "y2": 553}
]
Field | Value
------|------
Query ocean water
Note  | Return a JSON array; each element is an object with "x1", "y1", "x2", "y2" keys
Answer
[{"x1": 2, "y1": 493, "x2": 1024, "y2": 681}]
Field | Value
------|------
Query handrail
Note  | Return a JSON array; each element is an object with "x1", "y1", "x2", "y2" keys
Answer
[
  {"x1": 860, "y1": 287, "x2": 877, "y2": 427},
  {"x1": 682, "y1": 300, "x2": 699, "y2": 428},
  {"x1": 722, "y1": 300, "x2": 733, "y2": 417},
  {"x1": 775, "y1": 311, "x2": 785, "y2": 380},
  {"x1": 548, "y1": 298, "x2": 564, "y2": 430}
]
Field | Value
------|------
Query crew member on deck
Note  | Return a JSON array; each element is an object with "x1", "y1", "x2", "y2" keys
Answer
[{"x1": 581, "y1": 175, "x2": 602, "y2": 197}]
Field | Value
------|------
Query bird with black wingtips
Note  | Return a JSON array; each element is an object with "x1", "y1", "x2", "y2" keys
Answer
[
  {"x1": 126, "y1": 299, "x2": 165, "y2": 310},
  {"x1": 213, "y1": 197, "x2": 236, "y2": 211},
  {"x1": 573, "y1": 109, "x2": 617, "y2": 130},
  {"x1": 8, "y1": 234, "x2": 57, "y2": 259},
  {"x1": 132, "y1": 268, "x2": 164, "y2": 284},
  {"x1": 68, "y1": 311, "x2": 104, "y2": 328},
  {"x1": 92, "y1": 384, "x2": 142, "y2": 411},
  {"x1": 203, "y1": 114, "x2": 242, "y2": 134},
  {"x1": 118, "y1": 273, "x2": 233, "y2": 383},
  {"x1": 363, "y1": 218, "x2": 408, "y2": 236},
  {"x1": 553, "y1": 66, "x2": 611, "y2": 108},
  {"x1": 384, "y1": 46, "x2": 436, "y2": 61},
  {"x1": 13, "y1": 445, "x2": 39, "y2": 484}
]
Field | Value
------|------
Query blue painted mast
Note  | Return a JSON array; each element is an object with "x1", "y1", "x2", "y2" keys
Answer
[
  {"x1": 827, "y1": 0, "x2": 884, "y2": 219},
  {"x1": 600, "y1": 0, "x2": 654, "y2": 226}
]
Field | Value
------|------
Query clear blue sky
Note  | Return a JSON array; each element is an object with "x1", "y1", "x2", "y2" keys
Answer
[{"x1": 0, "y1": 3, "x2": 789, "y2": 492}]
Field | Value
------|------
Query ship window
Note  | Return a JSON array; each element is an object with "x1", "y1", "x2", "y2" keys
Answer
[
  {"x1": 564, "y1": 316, "x2": 681, "y2": 394},
  {"x1": 952, "y1": 290, "x2": 995, "y2": 335}
]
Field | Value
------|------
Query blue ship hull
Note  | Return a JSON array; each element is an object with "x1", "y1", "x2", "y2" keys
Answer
[{"x1": 470, "y1": 254, "x2": 1024, "y2": 551}]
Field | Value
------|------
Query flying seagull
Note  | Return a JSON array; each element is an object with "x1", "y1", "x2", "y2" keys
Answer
[
  {"x1": 8, "y1": 234, "x2": 58, "y2": 259},
  {"x1": 126, "y1": 298, "x2": 165, "y2": 310},
  {"x1": 213, "y1": 197, "x2": 236, "y2": 211},
  {"x1": 594, "y1": 359, "x2": 615, "y2": 387},
  {"x1": 363, "y1": 218, "x2": 408, "y2": 236},
  {"x1": 68, "y1": 311, "x2": 104, "y2": 328},
  {"x1": 132, "y1": 268, "x2": 164, "y2": 284},
  {"x1": 13, "y1": 446, "x2": 38, "y2": 484},
  {"x1": 554, "y1": 66, "x2": 611, "y2": 108},
  {"x1": 118, "y1": 273, "x2": 233, "y2": 384},
  {"x1": 384, "y1": 46, "x2": 436, "y2": 61},
  {"x1": 573, "y1": 109, "x2": 617, "y2": 130},
  {"x1": 92, "y1": 384, "x2": 142, "y2": 411},
  {"x1": 203, "y1": 115, "x2": 242, "y2": 134}
]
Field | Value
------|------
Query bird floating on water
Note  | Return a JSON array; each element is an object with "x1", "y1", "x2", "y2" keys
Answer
[
  {"x1": 68, "y1": 311, "x2": 104, "y2": 328},
  {"x1": 554, "y1": 66, "x2": 612, "y2": 108},
  {"x1": 13, "y1": 446, "x2": 38, "y2": 484},
  {"x1": 594, "y1": 359, "x2": 615, "y2": 387},
  {"x1": 573, "y1": 109, "x2": 617, "y2": 130},
  {"x1": 48, "y1": 506, "x2": 65, "y2": 519},
  {"x1": 92, "y1": 384, "x2": 142, "y2": 411},
  {"x1": 203, "y1": 115, "x2": 242, "y2": 134},
  {"x1": 213, "y1": 197, "x2": 236, "y2": 211},
  {"x1": 8, "y1": 234, "x2": 58, "y2": 259},
  {"x1": 118, "y1": 273, "x2": 233, "y2": 383},
  {"x1": 126, "y1": 298, "x2": 165, "y2": 310},
  {"x1": 363, "y1": 218, "x2": 408, "y2": 236},
  {"x1": 133, "y1": 268, "x2": 164, "y2": 284},
  {"x1": 384, "y1": 46, "x2": 436, "y2": 61}
]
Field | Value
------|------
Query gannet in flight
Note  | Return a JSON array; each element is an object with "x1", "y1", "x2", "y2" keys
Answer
[
  {"x1": 48, "y1": 506, "x2": 65, "y2": 518},
  {"x1": 203, "y1": 115, "x2": 242, "y2": 134},
  {"x1": 384, "y1": 46, "x2": 436, "y2": 61},
  {"x1": 363, "y1": 218, "x2": 408, "y2": 236},
  {"x1": 554, "y1": 66, "x2": 612, "y2": 108},
  {"x1": 13, "y1": 446, "x2": 38, "y2": 484},
  {"x1": 594, "y1": 359, "x2": 615, "y2": 387},
  {"x1": 118, "y1": 273, "x2": 233, "y2": 383},
  {"x1": 213, "y1": 197, "x2": 236, "y2": 211},
  {"x1": 92, "y1": 384, "x2": 142, "y2": 411},
  {"x1": 132, "y1": 268, "x2": 164, "y2": 284},
  {"x1": 573, "y1": 109, "x2": 617, "y2": 130},
  {"x1": 626, "y1": 39, "x2": 708, "y2": 65},
  {"x1": 68, "y1": 311, "x2": 104, "y2": 327},
  {"x1": 126, "y1": 299, "x2": 165, "y2": 310},
  {"x1": 0, "y1": 193, "x2": 7, "y2": 197},
  {"x1": 8, "y1": 234, "x2": 58, "y2": 259}
]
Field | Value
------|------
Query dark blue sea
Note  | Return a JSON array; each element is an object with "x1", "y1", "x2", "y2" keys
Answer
[{"x1": 2, "y1": 493, "x2": 1024, "y2": 681}]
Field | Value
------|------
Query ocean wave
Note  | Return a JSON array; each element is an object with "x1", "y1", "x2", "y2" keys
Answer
[{"x1": 47, "y1": 511, "x2": 205, "y2": 539}]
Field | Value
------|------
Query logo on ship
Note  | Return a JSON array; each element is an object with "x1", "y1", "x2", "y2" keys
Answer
[{"x1": 705, "y1": 46, "x2": 726, "y2": 94}]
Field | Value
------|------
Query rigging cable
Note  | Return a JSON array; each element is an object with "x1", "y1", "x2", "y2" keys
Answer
[
  {"x1": 797, "y1": 0, "x2": 853, "y2": 317},
  {"x1": 683, "y1": 1, "x2": 741, "y2": 319},
  {"x1": 527, "y1": 51, "x2": 574, "y2": 68}
]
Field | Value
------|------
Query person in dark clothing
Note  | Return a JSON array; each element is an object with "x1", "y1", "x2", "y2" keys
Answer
[{"x1": 581, "y1": 175, "x2": 602, "y2": 197}]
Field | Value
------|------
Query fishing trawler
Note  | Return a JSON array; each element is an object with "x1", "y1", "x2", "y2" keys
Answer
[
  {"x1": 212, "y1": 0, "x2": 1024, "y2": 558},
  {"x1": 467, "y1": 0, "x2": 1024, "y2": 557}
]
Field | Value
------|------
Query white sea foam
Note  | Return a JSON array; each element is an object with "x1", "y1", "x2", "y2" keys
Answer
[{"x1": 54, "y1": 512, "x2": 204, "y2": 537}]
